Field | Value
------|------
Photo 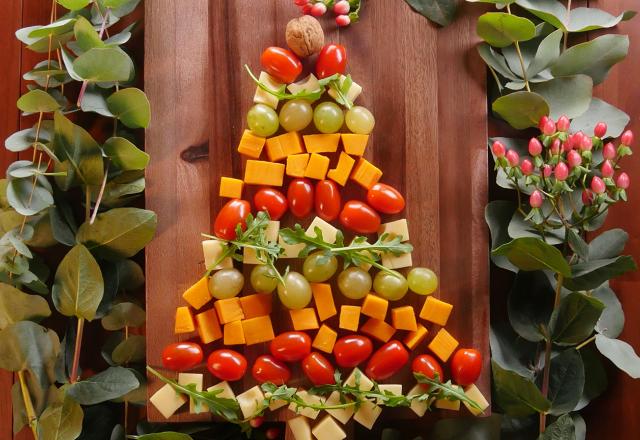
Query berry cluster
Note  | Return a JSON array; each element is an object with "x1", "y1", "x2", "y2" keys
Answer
[
  {"x1": 294, "y1": 0, "x2": 360, "y2": 27},
  {"x1": 492, "y1": 115, "x2": 632, "y2": 228}
]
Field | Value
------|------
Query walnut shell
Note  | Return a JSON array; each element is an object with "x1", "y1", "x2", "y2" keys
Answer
[{"x1": 285, "y1": 16, "x2": 324, "y2": 58}]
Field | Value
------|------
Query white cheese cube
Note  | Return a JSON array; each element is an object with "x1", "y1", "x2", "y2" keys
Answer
[
  {"x1": 312, "y1": 415, "x2": 346, "y2": 440},
  {"x1": 178, "y1": 373, "x2": 203, "y2": 414},
  {"x1": 279, "y1": 235, "x2": 305, "y2": 258},
  {"x1": 269, "y1": 398, "x2": 288, "y2": 411},
  {"x1": 306, "y1": 216, "x2": 338, "y2": 244},
  {"x1": 149, "y1": 383, "x2": 187, "y2": 419},
  {"x1": 378, "y1": 219, "x2": 410, "y2": 242},
  {"x1": 381, "y1": 251, "x2": 413, "y2": 269},
  {"x1": 407, "y1": 384, "x2": 430, "y2": 417},
  {"x1": 207, "y1": 381, "x2": 235, "y2": 399},
  {"x1": 463, "y1": 384, "x2": 490, "y2": 416},
  {"x1": 352, "y1": 399, "x2": 382, "y2": 430},
  {"x1": 288, "y1": 389, "x2": 322, "y2": 419},
  {"x1": 254, "y1": 71, "x2": 282, "y2": 109},
  {"x1": 288, "y1": 74, "x2": 322, "y2": 100},
  {"x1": 236, "y1": 385, "x2": 265, "y2": 419},
  {"x1": 435, "y1": 385, "x2": 462, "y2": 411},
  {"x1": 243, "y1": 221, "x2": 280, "y2": 264},
  {"x1": 324, "y1": 391, "x2": 354, "y2": 424},
  {"x1": 202, "y1": 239, "x2": 233, "y2": 270},
  {"x1": 288, "y1": 415, "x2": 312, "y2": 440},
  {"x1": 377, "y1": 384, "x2": 402, "y2": 405},
  {"x1": 328, "y1": 75, "x2": 362, "y2": 103},
  {"x1": 344, "y1": 368, "x2": 374, "y2": 391}
]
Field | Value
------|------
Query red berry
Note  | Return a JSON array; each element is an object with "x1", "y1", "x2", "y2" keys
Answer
[
  {"x1": 528, "y1": 138, "x2": 542, "y2": 156},
  {"x1": 591, "y1": 176, "x2": 606, "y2": 194},
  {"x1": 302, "y1": 3, "x2": 313, "y2": 13},
  {"x1": 491, "y1": 141, "x2": 506, "y2": 158},
  {"x1": 543, "y1": 164, "x2": 553, "y2": 178},
  {"x1": 550, "y1": 138, "x2": 561, "y2": 155},
  {"x1": 265, "y1": 427, "x2": 280, "y2": 440},
  {"x1": 580, "y1": 136, "x2": 593, "y2": 151},
  {"x1": 567, "y1": 150, "x2": 582, "y2": 168},
  {"x1": 542, "y1": 119, "x2": 556, "y2": 136},
  {"x1": 617, "y1": 172, "x2": 630, "y2": 189},
  {"x1": 294, "y1": 0, "x2": 309, "y2": 5},
  {"x1": 556, "y1": 115, "x2": 570, "y2": 132},
  {"x1": 621, "y1": 130, "x2": 634, "y2": 146},
  {"x1": 521, "y1": 159, "x2": 534, "y2": 175},
  {"x1": 333, "y1": 0, "x2": 350, "y2": 14},
  {"x1": 538, "y1": 115, "x2": 550, "y2": 131},
  {"x1": 505, "y1": 149, "x2": 519, "y2": 167},
  {"x1": 310, "y1": 2, "x2": 327, "y2": 16},
  {"x1": 601, "y1": 160, "x2": 614, "y2": 178},
  {"x1": 529, "y1": 190, "x2": 543, "y2": 208},
  {"x1": 336, "y1": 14, "x2": 351, "y2": 26},
  {"x1": 555, "y1": 162, "x2": 569, "y2": 181},
  {"x1": 250, "y1": 416, "x2": 265, "y2": 428},
  {"x1": 594, "y1": 122, "x2": 608, "y2": 138},
  {"x1": 582, "y1": 189, "x2": 594, "y2": 206},
  {"x1": 603, "y1": 142, "x2": 616, "y2": 160}
]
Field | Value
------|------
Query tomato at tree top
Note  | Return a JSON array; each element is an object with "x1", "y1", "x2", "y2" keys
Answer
[
  {"x1": 206, "y1": 349, "x2": 247, "y2": 382},
  {"x1": 316, "y1": 44, "x2": 347, "y2": 79},
  {"x1": 412, "y1": 354, "x2": 444, "y2": 381},
  {"x1": 260, "y1": 47, "x2": 302, "y2": 83},
  {"x1": 364, "y1": 340, "x2": 409, "y2": 381},
  {"x1": 301, "y1": 352, "x2": 336, "y2": 386},
  {"x1": 450, "y1": 348, "x2": 482, "y2": 386},
  {"x1": 287, "y1": 178, "x2": 314, "y2": 218},
  {"x1": 270, "y1": 331, "x2": 312, "y2": 362},
  {"x1": 161, "y1": 342, "x2": 203, "y2": 371},
  {"x1": 333, "y1": 335, "x2": 373, "y2": 368},
  {"x1": 315, "y1": 180, "x2": 341, "y2": 222},
  {"x1": 214, "y1": 199, "x2": 251, "y2": 240},
  {"x1": 339, "y1": 200, "x2": 381, "y2": 234},
  {"x1": 252, "y1": 355, "x2": 291, "y2": 385},
  {"x1": 254, "y1": 188, "x2": 288, "y2": 220},
  {"x1": 366, "y1": 183, "x2": 405, "y2": 214}
]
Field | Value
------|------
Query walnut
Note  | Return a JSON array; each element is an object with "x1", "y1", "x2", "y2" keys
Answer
[{"x1": 285, "y1": 16, "x2": 324, "y2": 58}]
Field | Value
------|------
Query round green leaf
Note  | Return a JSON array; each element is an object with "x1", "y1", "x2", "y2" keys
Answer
[
  {"x1": 103, "y1": 137, "x2": 150, "y2": 170},
  {"x1": 531, "y1": 75, "x2": 593, "y2": 119},
  {"x1": 567, "y1": 8, "x2": 636, "y2": 33},
  {"x1": 492, "y1": 91, "x2": 549, "y2": 129},
  {"x1": 5, "y1": 125, "x2": 52, "y2": 153},
  {"x1": 477, "y1": 12, "x2": 536, "y2": 48},
  {"x1": 0, "y1": 321, "x2": 60, "y2": 373},
  {"x1": 101, "y1": 302, "x2": 146, "y2": 330},
  {"x1": 575, "y1": 347, "x2": 607, "y2": 411},
  {"x1": 595, "y1": 334, "x2": 640, "y2": 379},
  {"x1": 38, "y1": 394, "x2": 84, "y2": 440},
  {"x1": 403, "y1": 0, "x2": 459, "y2": 27},
  {"x1": 539, "y1": 414, "x2": 575, "y2": 440},
  {"x1": 515, "y1": 0, "x2": 567, "y2": 30},
  {"x1": 72, "y1": 47, "x2": 134, "y2": 82},
  {"x1": 492, "y1": 237, "x2": 571, "y2": 276},
  {"x1": 58, "y1": 0, "x2": 92, "y2": 10},
  {"x1": 526, "y1": 29, "x2": 563, "y2": 77},
  {"x1": 17, "y1": 90, "x2": 60, "y2": 113},
  {"x1": 571, "y1": 98, "x2": 630, "y2": 139},
  {"x1": 490, "y1": 323, "x2": 537, "y2": 379},
  {"x1": 0, "y1": 283, "x2": 51, "y2": 329},
  {"x1": 7, "y1": 175, "x2": 54, "y2": 216},
  {"x1": 106, "y1": 88, "x2": 151, "y2": 128},
  {"x1": 74, "y1": 16, "x2": 105, "y2": 52},
  {"x1": 111, "y1": 335, "x2": 145, "y2": 364},
  {"x1": 28, "y1": 18, "x2": 76, "y2": 39},
  {"x1": 66, "y1": 366, "x2": 139, "y2": 405},
  {"x1": 546, "y1": 349, "x2": 584, "y2": 415},
  {"x1": 80, "y1": 84, "x2": 115, "y2": 117},
  {"x1": 485, "y1": 200, "x2": 518, "y2": 272},
  {"x1": 508, "y1": 271, "x2": 554, "y2": 342},
  {"x1": 588, "y1": 228, "x2": 629, "y2": 260},
  {"x1": 552, "y1": 292, "x2": 604, "y2": 345},
  {"x1": 492, "y1": 360, "x2": 551, "y2": 416},
  {"x1": 592, "y1": 283, "x2": 624, "y2": 339},
  {"x1": 564, "y1": 256, "x2": 637, "y2": 291}
]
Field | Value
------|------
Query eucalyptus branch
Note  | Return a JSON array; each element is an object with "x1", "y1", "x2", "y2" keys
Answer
[
  {"x1": 506, "y1": 4, "x2": 530, "y2": 92},
  {"x1": 17, "y1": 370, "x2": 38, "y2": 439}
]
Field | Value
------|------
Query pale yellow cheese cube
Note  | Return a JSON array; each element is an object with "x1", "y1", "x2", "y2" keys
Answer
[
  {"x1": 202, "y1": 239, "x2": 233, "y2": 270},
  {"x1": 149, "y1": 383, "x2": 187, "y2": 419},
  {"x1": 312, "y1": 415, "x2": 346, "y2": 440},
  {"x1": 269, "y1": 398, "x2": 288, "y2": 411},
  {"x1": 377, "y1": 384, "x2": 402, "y2": 405},
  {"x1": 306, "y1": 216, "x2": 338, "y2": 244},
  {"x1": 328, "y1": 75, "x2": 362, "y2": 103},
  {"x1": 379, "y1": 219, "x2": 410, "y2": 242},
  {"x1": 435, "y1": 385, "x2": 462, "y2": 411},
  {"x1": 279, "y1": 235, "x2": 305, "y2": 258},
  {"x1": 236, "y1": 385, "x2": 265, "y2": 419},
  {"x1": 243, "y1": 220, "x2": 280, "y2": 264},
  {"x1": 381, "y1": 251, "x2": 413, "y2": 269},
  {"x1": 254, "y1": 71, "x2": 282, "y2": 109},
  {"x1": 343, "y1": 368, "x2": 374, "y2": 391},
  {"x1": 324, "y1": 391, "x2": 354, "y2": 424},
  {"x1": 352, "y1": 399, "x2": 382, "y2": 430},
  {"x1": 207, "y1": 381, "x2": 235, "y2": 399},
  {"x1": 288, "y1": 389, "x2": 322, "y2": 419},
  {"x1": 407, "y1": 384, "x2": 430, "y2": 417},
  {"x1": 288, "y1": 415, "x2": 312, "y2": 440},
  {"x1": 288, "y1": 74, "x2": 321, "y2": 99},
  {"x1": 463, "y1": 384, "x2": 490, "y2": 416},
  {"x1": 178, "y1": 373, "x2": 203, "y2": 414}
]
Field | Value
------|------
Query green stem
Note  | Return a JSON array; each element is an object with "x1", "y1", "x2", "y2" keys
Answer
[
  {"x1": 506, "y1": 4, "x2": 531, "y2": 91},
  {"x1": 563, "y1": 0, "x2": 572, "y2": 52},
  {"x1": 18, "y1": 370, "x2": 38, "y2": 439},
  {"x1": 576, "y1": 334, "x2": 597, "y2": 350}
]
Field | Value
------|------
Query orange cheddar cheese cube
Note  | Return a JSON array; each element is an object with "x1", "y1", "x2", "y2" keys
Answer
[
  {"x1": 303, "y1": 133, "x2": 341, "y2": 153},
  {"x1": 361, "y1": 318, "x2": 396, "y2": 343},
  {"x1": 286, "y1": 153, "x2": 310, "y2": 178},
  {"x1": 175, "y1": 306, "x2": 195, "y2": 334},
  {"x1": 244, "y1": 160, "x2": 285, "y2": 186},
  {"x1": 239, "y1": 293, "x2": 272, "y2": 319},
  {"x1": 341, "y1": 133, "x2": 369, "y2": 156},
  {"x1": 350, "y1": 157, "x2": 382, "y2": 189},
  {"x1": 237, "y1": 129, "x2": 266, "y2": 158},
  {"x1": 182, "y1": 276, "x2": 212, "y2": 310},
  {"x1": 311, "y1": 283, "x2": 337, "y2": 321},
  {"x1": 339, "y1": 305, "x2": 361, "y2": 331},
  {"x1": 265, "y1": 132, "x2": 304, "y2": 162},
  {"x1": 214, "y1": 298, "x2": 245, "y2": 324},
  {"x1": 327, "y1": 152, "x2": 356, "y2": 186},
  {"x1": 289, "y1": 308, "x2": 319, "y2": 331},
  {"x1": 242, "y1": 315, "x2": 275, "y2": 345},
  {"x1": 219, "y1": 177, "x2": 243, "y2": 199},
  {"x1": 312, "y1": 324, "x2": 338, "y2": 353},
  {"x1": 361, "y1": 294, "x2": 388, "y2": 321},
  {"x1": 404, "y1": 324, "x2": 428, "y2": 350},
  {"x1": 195, "y1": 308, "x2": 222, "y2": 344},
  {"x1": 223, "y1": 320, "x2": 246, "y2": 345},
  {"x1": 391, "y1": 306, "x2": 417, "y2": 331},
  {"x1": 419, "y1": 296, "x2": 453, "y2": 326},
  {"x1": 304, "y1": 153, "x2": 330, "y2": 180},
  {"x1": 428, "y1": 328, "x2": 459, "y2": 362}
]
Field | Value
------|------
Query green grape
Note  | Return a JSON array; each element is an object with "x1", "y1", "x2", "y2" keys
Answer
[
  {"x1": 303, "y1": 251, "x2": 338, "y2": 282},
  {"x1": 373, "y1": 271, "x2": 408, "y2": 301},
  {"x1": 313, "y1": 102, "x2": 344, "y2": 134},
  {"x1": 209, "y1": 268, "x2": 244, "y2": 299},
  {"x1": 345, "y1": 106, "x2": 375, "y2": 134},
  {"x1": 279, "y1": 99, "x2": 313, "y2": 132},
  {"x1": 247, "y1": 103, "x2": 279, "y2": 137},
  {"x1": 277, "y1": 271, "x2": 312, "y2": 309},
  {"x1": 337, "y1": 267, "x2": 372, "y2": 300},
  {"x1": 407, "y1": 267, "x2": 438, "y2": 295},
  {"x1": 250, "y1": 265, "x2": 279, "y2": 293}
]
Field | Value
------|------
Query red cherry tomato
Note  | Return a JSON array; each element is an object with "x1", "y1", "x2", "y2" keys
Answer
[
  {"x1": 254, "y1": 188, "x2": 288, "y2": 220},
  {"x1": 314, "y1": 180, "x2": 341, "y2": 222},
  {"x1": 339, "y1": 200, "x2": 381, "y2": 234},
  {"x1": 333, "y1": 335, "x2": 373, "y2": 368},
  {"x1": 316, "y1": 44, "x2": 347, "y2": 79},
  {"x1": 206, "y1": 349, "x2": 247, "y2": 382},
  {"x1": 161, "y1": 342, "x2": 204, "y2": 371},
  {"x1": 252, "y1": 355, "x2": 292, "y2": 385},
  {"x1": 214, "y1": 199, "x2": 251, "y2": 240},
  {"x1": 301, "y1": 352, "x2": 335, "y2": 386},
  {"x1": 287, "y1": 178, "x2": 314, "y2": 218},
  {"x1": 365, "y1": 340, "x2": 409, "y2": 381},
  {"x1": 450, "y1": 348, "x2": 482, "y2": 386},
  {"x1": 366, "y1": 183, "x2": 406, "y2": 215},
  {"x1": 260, "y1": 47, "x2": 302, "y2": 83},
  {"x1": 270, "y1": 331, "x2": 312, "y2": 362},
  {"x1": 412, "y1": 354, "x2": 444, "y2": 381}
]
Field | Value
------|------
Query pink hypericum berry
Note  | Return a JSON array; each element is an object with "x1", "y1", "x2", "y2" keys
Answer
[
  {"x1": 621, "y1": 130, "x2": 634, "y2": 146},
  {"x1": 567, "y1": 150, "x2": 582, "y2": 168},
  {"x1": 529, "y1": 190, "x2": 544, "y2": 208},
  {"x1": 528, "y1": 138, "x2": 543, "y2": 156},
  {"x1": 492, "y1": 141, "x2": 506, "y2": 158},
  {"x1": 521, "y1": 159, "x2": 534, "y2": 175},
  {"x1": 333, "y1": 0, "x2": 351, "y2": 14},
  {"x1": 336, "y1": 14, "x2": 351, "y2": 26},
  {"x1": 594, "y1": 122, "x2": 608, "y2": 138},
  {"x1": 591, "y1": 176, "x2": 606, "y2": 194},
  {"x1": 603, "y1": 142, "x2": 616, "y2": 160},
  {"x1": 543, "y1": 164, "x2": 553, "y2": 178},
  {"x1": 550, "y1": 138, "x2": 562, "y2": 155},
  {"x1": 539, "y1": 115, "x2": 550, "y2": 131},
  {"x1": 294, "y1": 0, "x2": 309, "y2": 6},
  {"x1": 250, "y1": 416, "x2": 265, "y2": 428},
  {"x1": 557, "y1": 115, "x2": 570, "y2": 132},
  {"x1": 601, "y1": 160, "x2": 614, "y2": 178},
  {"x1": 616, "y1": 172, "x2": 630, "y2": 189},
  {"x1": 555, "y1": 162, "x2": 569, "y2": 181},
  {"x1": 582, "y1": 189, "x2": 594, "y2": 206},
  {"x1": 505, "y1": 149, "x2": 520, "y2": 167},
  {"x1": 542, "y1": 119, "x2": 557, "y2": 136},
  {"x1": 265, "y1": 428, "x2": 280, "y2": 440},
  {"x1": 310, "y1": 2, "x2": 327, "y2": 16},
  {"x1": 580, "y1": 136, "x2": 593, "y2": 151}
]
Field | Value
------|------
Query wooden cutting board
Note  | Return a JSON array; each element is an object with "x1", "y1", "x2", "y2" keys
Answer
[{"x1": 145, "y1": 0, "x2": 489, "y2": 435}]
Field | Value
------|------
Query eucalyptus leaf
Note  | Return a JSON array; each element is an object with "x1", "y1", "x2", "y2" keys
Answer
[
  {"x1": 0, "y1": 321, "x2": 60, "y2": 377},
  {"x1": 531, "y1": 75, "x2": 593, "y2": 119},
  {"x1": 574, "y1": 346, "x2": 607, "y2": 411},
  {"x1": 537, "y1": 414, "x2": 575, "y2": 440},
  {"x1": 106, "y1": 88, "x2": 151, "y2": 129},
  {"x1": 492, "y1": 361, "x2": 551, "y2": 416},
  {"x1": 80, "y1": 84, "x2": 115, "y2": 117},
  {"x1": 588, "y1": 228, "x2": 628, "y2": 260},
  {"x1": 74, "y1": 16, "x2": 105, "y2": 52},
  {"x1": 0, "y1": 283, "x2": 51, "y2": 329},
  {"x1": 566, "y1": 229, "x2": 588, "y2": 261},
  {"x1": 546, "y1": 349, "x2": 584, "y2": 415},
  {"x1": 52, "y1": 244, "x2": 104, "y2": 320},
  {"x1": 7, "y1": 174, "x2": 54, "y2": 216},
  {"x1": 17, "y1": 89, "x2": 61, "y2": 113},
  {"x1": 67, "y1": 366, "x2": 139, "y2": 405},
  {"x1": 595, "y1": 334, "x2": 640, "y2": 379},
  {"x1": 111, "y1": 335, "x2": 145, "y2": 364},
  {"x1": 485, "y1": 200, "x2": 518, "y2": 272},
  {"x1": 73, "y1": 47, "x2": 134, "y2": 82},
  {"x1": 552, "y1": 292, "x2": 604, "y2": 345},
  {"x1": 515, "y1": 0, "x2": 566, "y2": 30},
  {"x1": 48, "y1": 205, "x2": 76, "y2": 247},
  {"x1": 116, "y1": 259, "x2": 144, "y2": 290},
  {"x1": 5, "y1": 125, "x2": 53, "y2": 152},
  {"x1": 403, "y1": 0, "x2": 459, "y2": 27},
  {"x1": 492, "y1": 237, "x2": 571, "y2": 276},
  {"x1": 564, "y1": 256, "x2": 637, "y2": 291},
  {"x1": 38, "y1": 394, "x2": 84, "y2": 440},
  {"x1": 572, "y1": 413, "x2": 586, "y2": 440},
  {"x1": 508, "y1": 270, "x2": 554, "y2": 342},
  {"x1": 58, "y1": 0, "x2": 92, "y2": 10},
  {"x1": 490, "y1": 322, "x2": 537, "y2": 379},
  {"x1": 103, "y1": 137, "x2": 149, "y2": 170},
  {"x1": 526, "y1": 29, "x2": 562, "y2": 77},
  {"x1": 492, "y1": 91, "x2": 549, "y2": 129},
  {"x1": 60, "y1": 47, "x2": 84, "y2": 82},
  {"x1": 567, "y1": 8, "x2": 636, "y2": 33},
  {"x1": 102, "y1": 302, "x2": 146, "y2": 330},
  {"x1": 477, "y1": 44, "x2": 519, "y2": 81},
  {"x1": 592, "y1": 283, "x2": 624, "y2": 338},
  {"x1": 570, "y1": 98, "x2": 629, "y2": 139},
  {"x1": 477, "y1": 12, "x2": 536, "y2": 48}
]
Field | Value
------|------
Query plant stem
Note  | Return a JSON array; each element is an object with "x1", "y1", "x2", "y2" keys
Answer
[
  {"x1": 85, "y1": 186, "x2": 91, "y2": 221},
  {"x1": 576, "y1": 334, "x2": 597, "y2": 350},
  {"x1": 69, "y1": 318, "x2": 85, "y2": 384},
  {"x1": 563, "y1": 0, "x2": 572, "y2": 52},
  {"x1": 77, "y1": 8, "x2": 111, "y2": 107},
  {"x1": 506, "y1": 4, "x2": 531, "y2": 91},
  {"x1": 90, "y1": 161, "x2": 110, "y2": 224},
  {"x1": 18, "y1": 370, "x2": 38, "y2": 439}
]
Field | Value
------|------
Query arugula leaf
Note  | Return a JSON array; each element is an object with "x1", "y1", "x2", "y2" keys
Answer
[
  {"x1": 414, "y1": 373, "x2": 484, "y2": 411},
  {"x1": 245, "y1": 65, "x2": 338, "y2": 102}
]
